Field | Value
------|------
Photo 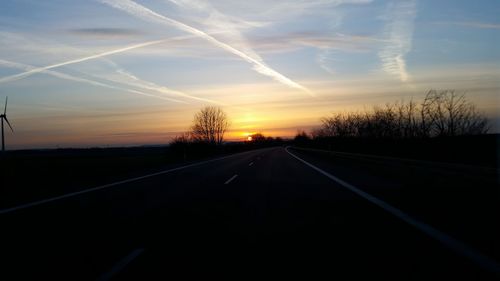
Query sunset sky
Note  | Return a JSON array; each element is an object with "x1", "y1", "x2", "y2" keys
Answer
[{"x1": 0, "y1": 0, "x2": 499, "y2": 149}]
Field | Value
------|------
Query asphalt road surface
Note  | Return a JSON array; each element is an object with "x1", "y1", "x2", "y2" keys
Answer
[{"x1": 2, "y1": 147, "x2": 499, "y2": 280}]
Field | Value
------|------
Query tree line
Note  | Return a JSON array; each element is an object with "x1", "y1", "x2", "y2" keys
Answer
[
  {"x1": 167, "y1": 90, "x2": 490, "y2": 160},
  {"x1": 308, "y1": 90, "x2": 489, "y2": 140}
]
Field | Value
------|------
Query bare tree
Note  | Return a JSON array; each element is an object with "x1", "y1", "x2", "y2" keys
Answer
[
  {"x1": 314, "y1": 90, "x2": 489, "y2": 140},
  {"x1": 421, "y1": 90, "x2": 489, "y2": 136},
  {"x1": 191, "y1": 106, "x2": 229, "y2": 145},
  {"x1": 320, "y1": 112, "x2": 362, "y2": 138}
]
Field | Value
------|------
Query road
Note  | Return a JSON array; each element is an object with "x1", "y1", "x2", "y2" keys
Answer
[{"x1": 2, "y1": 147, "x2": 499, "y2": 280}]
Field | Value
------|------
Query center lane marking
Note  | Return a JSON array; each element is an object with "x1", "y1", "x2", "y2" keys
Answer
[
  {"x1": 0, "y1": 149, "x2": 268, "y2": 214},
  {"x1": 224, "y1": 174, "x2": 238, "y2": 185},
  {"x1": 248, "y1": 162, "x2": 254, "y2": 166},
  {"x1": 97, "y1": 248, "x2": 145, "y2": 281}
]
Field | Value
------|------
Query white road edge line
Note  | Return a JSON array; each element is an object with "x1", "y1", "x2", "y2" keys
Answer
[
  {"x1": 224, "y1": 174, "x2": 238, "y2": 185},
  {"x1": 96, "y1": 248, "x2": 144, "y2": 281},
  {"x1": 285, "y1": 146, "x2": 500, "y2": 275},
  {"x1": 249, "y1": 162, "x2": 254, "y2": 166},
  {"x1": 0, "y1": 150, "x2": 258, "y2": 215}
]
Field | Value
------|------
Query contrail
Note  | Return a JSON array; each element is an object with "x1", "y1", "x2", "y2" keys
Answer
[
  {"x1": 166, "y1": 0, "x2": 266, "y2": 63},
  {"x1": 98, "y1": 66, "x2": 229, "y2": 106},
  {"x1": 0, "y1": 32, "x2": 239, "y2": 106},
  {"x1": 0, "y1": 59, "x2": 186, "y2": 103},
  {"x1": 99, "y1": 0, "x2": 314, "y2": 96},
  {"x1": 0, "y1": 57, "x2": 230, "y2": 106},
  {"x1": 0, "y1": 37, "x2": 185, "y2": 85}
]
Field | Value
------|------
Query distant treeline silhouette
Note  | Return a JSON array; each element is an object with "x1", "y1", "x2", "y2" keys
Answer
[
  {"x1": 294, "y1": 90, "x2": 495, "y2": 166},
  {"x1": 169, "y1": 106, "x2": 282, "y2": 160},
  {"x1": 307, "y1": 90, "x2": 489, "y2": 140}
]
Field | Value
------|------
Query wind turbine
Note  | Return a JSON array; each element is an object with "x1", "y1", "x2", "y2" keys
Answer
[{"x1": 1, "y1": 96, "x2": 14, "y2": 151}]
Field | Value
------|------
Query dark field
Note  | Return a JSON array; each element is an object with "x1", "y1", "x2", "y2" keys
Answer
[
  {"x1": 296, "y1": 134, "x2": 500, "y2": 168},
  {"x1": 1, "y1": 135, "x2": 498, "y2": 210},
  {"x1": 0, "y1": 147, "x2": 172, "y2": 209},
  {"x1": 0, "y1": 142, "x2": 278, "y2": 209},
  {"x1": 2, "y1": 144, "x2": 499, "y2": 280}
]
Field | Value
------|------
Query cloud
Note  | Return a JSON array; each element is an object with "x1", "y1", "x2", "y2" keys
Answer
[
  {"x1": 97, "y1": 62, "x2": 229, "y2": 106},
  {"x1": 167, "y1": 0, "x2": 265, "y2": 62},
  {"x1": 251, "y1": 32, "x2": 381, "y2": 53},
  {"x1": 378, "y1": 0, "x2": 417, "y2": 82},
  {"x1": 0, "y1": 56, "x2": 229, "y2": 105},
  {"x1": 0, "y1": 30, "x2": 214, "y2": 60},
  {"x1": 0, "y1": 59, "x2": 186, "y2": 103},
  {"x1": 68, "y1": 27, "x2": 145, "y2": 38},
  {"x1": 317, "y1": 50, "x2": 337, "y2": 75},
  {"x1": 254, "y1": 0, "x2": 373, "y2": 19},
  {"x1": 99, "y1": 0, "x2": 314, "y2": 96},
  {"x1": 435, "y1": 21, "x2": 500, "y2": 30},
  {"x1": 167, "y1": 0, "x2": 379, "y2": 80},
  {"x1": 248, "y1": 31, "x2": 382, "y2": 75},
  {"x1": 168, "y1": 0, "x2": 270, "y2": 31},
  {"x1": 0, "y1": 31, "x2": 230, "y2": 105},
  {"x1": 0, "y1": 38, "x2": 179, "y2": 84}
]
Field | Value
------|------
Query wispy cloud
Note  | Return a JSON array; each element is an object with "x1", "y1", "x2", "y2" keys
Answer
[
  {"x1": 97, "y1": 62, "x2": 229, "y2": 106},
  {"x1": 0, "y1": 59, "x2": 186, "y2": 103},
  {"x1": 435, "y1": 21, "x2": 500, "y2": 30},
  {"x1": 251, "y1": 32, "x2": 381, "y2": 53},
  {"x1": 168, "y1": 0, "x2": 270, "y2": 31},
  {"x1": 378, "y1": 0, "x2": 417, "y2": 82},
  {"x1": 99, "y1": 0, "x2": 314, "y2": 96},
  {"x1": 167, "y1": 0, "x2": 265, "y2": 63},
  {"x1": 68, "y1": 27, "x2": 145, "y2": 38},
  {"x1": 168, "y1": 0, "x2": 378, "y2": 79},
  {"x1": 248, "y1": 31, "x2": 382, "y2": 76},
  {"x1": 260, "y1": 0, "x2": 374, "y2": 19},
  {"x1": 317, "y1": 50, "x2": 337, "y2": 75},
  {"x1": 0, "y1": 31, "x2": 229, "y2": 105},
  {"x1": 0, "y1": 38, "x2": 176, "y2": 84}
]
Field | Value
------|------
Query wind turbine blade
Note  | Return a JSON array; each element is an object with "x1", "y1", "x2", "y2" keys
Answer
[
  {"x1": 3, "y1": 96, "x2": 6, "y2": 115},
  {"x1": 4, "y1": 116, "x2": 13, "y2": 132}
]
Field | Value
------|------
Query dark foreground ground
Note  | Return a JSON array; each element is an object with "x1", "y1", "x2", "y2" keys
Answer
[
  {"x1": 1, "y1": 146, "x2": 499, "y2": 280},
  {"x1": 0, "y1": 144, "x2": 257, "y2": 209}
]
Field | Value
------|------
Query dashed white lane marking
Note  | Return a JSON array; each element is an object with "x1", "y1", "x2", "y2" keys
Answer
[
  {"x1": 96, "y1": 248, "x2": 144, "y2": 281},
  {"x1": 0, "y1": 150, "x2": 261, "y2": 215},
  {"x1": 224, "y1": 174, "x2": 238, "y2": 185},
  {"x1": 249, "y1": 162, "x2": 254, "y2": 166},
  {"x1": 285, "y1": 146, "x2": 500, "y2": 275}
]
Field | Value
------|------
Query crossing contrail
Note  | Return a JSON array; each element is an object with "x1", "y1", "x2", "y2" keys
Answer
[
  {"x1": 0, "y1": 59, "x2": 186, "y2": 103},
  {"x1": 99, "y1": 0, "x2": 314, "y2": 96},
  {"x1": 0, "y1": 37, "x2": 186, "y2": 85},
  {"x1": 0, "y1": 57, "x2": 231, "y2": 105}
]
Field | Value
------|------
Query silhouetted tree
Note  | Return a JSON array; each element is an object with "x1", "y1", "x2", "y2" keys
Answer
[
  {"x1": 191, "y1": 106, "x2": 229, "y2": 145},
  {"x1": 250, "y1": 133, "x2": 266, "y2": 143},
  {"x1": 420, "y1": 90, "x2": 489, "y2": 136},
  {"x1": 314, "y1": 91, "x2": 489, "y2": 140},
  {"x1": 274, "y1": 137, "x2": 284, "y2": 144},
  {"x1": 169, "y1": 133, "x2": 191, "y2": 160},
  {"x1": 294, "y1": 130, "x2": 311, "y2": 146}
]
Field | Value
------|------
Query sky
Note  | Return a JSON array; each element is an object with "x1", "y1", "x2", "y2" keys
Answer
[{"x1": 0, "y1": 0, "x2": 499, "y2": 149}]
